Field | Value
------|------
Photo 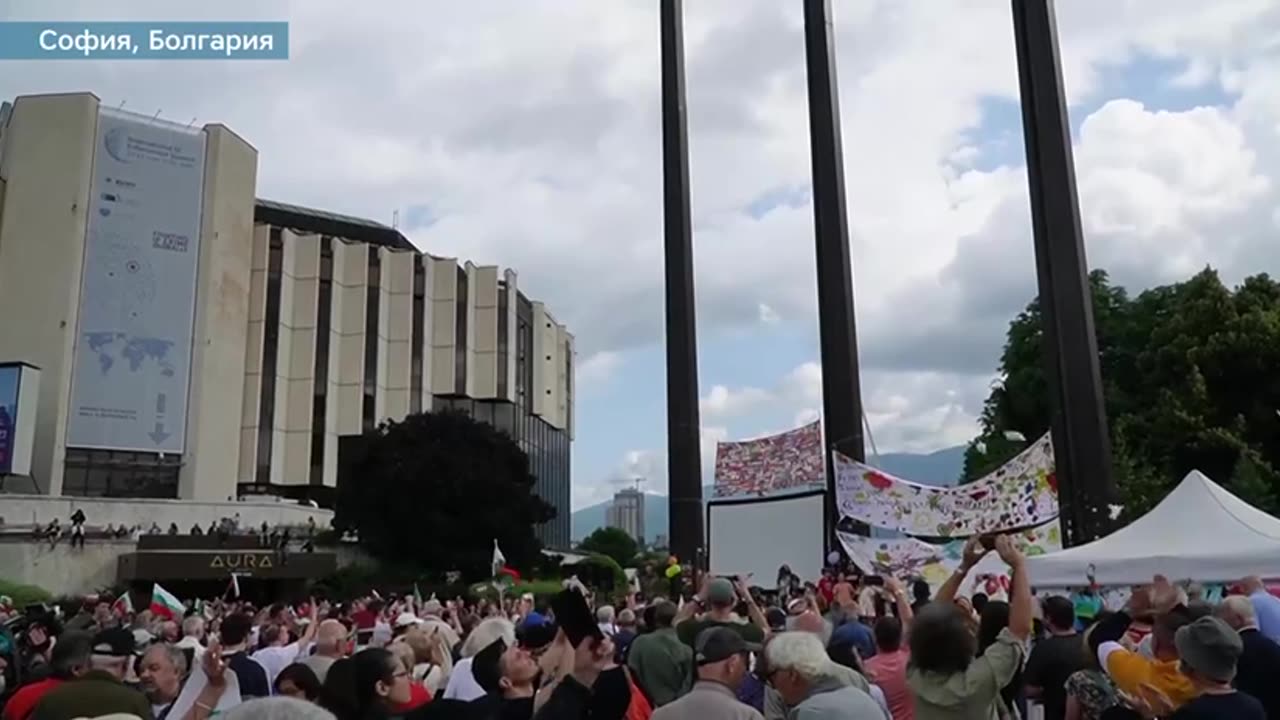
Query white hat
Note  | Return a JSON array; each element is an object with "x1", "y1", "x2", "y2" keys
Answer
[{"x1": 394, "y1": 612, "x2": 423, "y2": 629}]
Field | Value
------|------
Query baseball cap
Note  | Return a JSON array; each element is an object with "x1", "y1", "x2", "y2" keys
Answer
[
  {"x1": 694, "y1": 626, "x2": 760, "y2": 665},
  {"x1": 470, "y1": 638, "x2": 507, "y2": 695},
  {"x1": 1175, "y1": 616, "x2": 1242, "y2": 683},
  {"x1": 394, "y1": 612, "x2": 423, "y2": 629},
  {"x1": 92, "y1": 627, "x2": 138, "y2": 657},
  {"x1": 706, "y1": 578, "x2": 736, "y2": 605}
]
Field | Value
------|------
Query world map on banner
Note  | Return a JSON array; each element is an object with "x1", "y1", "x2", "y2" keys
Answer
[
  {"x1": 834, "y1": 432, "x2": 1057, "y2": 537},
  {"x1": 713, "y1": 421, "x2": 824, "y2": 498},
  {"x1": 837, "y1": 521, "x2": 1062, "y2": 596}
]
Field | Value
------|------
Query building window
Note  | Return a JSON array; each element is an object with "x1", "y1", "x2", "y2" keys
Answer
[
  {"x1": 310, "y1": 236, "x2": 334, "y2": 485},
  {"x1": 363, "y1": 246, "x2": 381, "y2": 431},
  {"x1": 563, "y1": 337, "x2": 572, "y2": 431},
  {"x1": 497, "y1": 284, "x2": 509, "y2": 399},
  {"x1": 411, "y1": 259, "x2": 426, "y2": 414},
  {"x1": 455, "y1": 266, "x2": 468, "y2": 396},
  {"x1": 256, "y1": 227, "x2": 285, "y2": 485},
  {"x1": 63, "y1": 449, "x2": 181, "y2": 499}
]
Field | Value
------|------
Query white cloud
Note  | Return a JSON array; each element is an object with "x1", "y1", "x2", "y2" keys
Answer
[
  {"x1": 575, "y1": 350, "x2": 622, "y2": 390},
  {"x1": 7, "y1": 0, "x2": 1280, "y2": 509},
  {"x1": 757, "y1": 303, "x2": 781, "y2": 326}
]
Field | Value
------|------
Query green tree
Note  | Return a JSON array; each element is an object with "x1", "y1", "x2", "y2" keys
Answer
[
  {"x1": 578, "y1": 527, "x2": 639, "y2": 568},
  {"x1": 969, "y1": 268, "x2": 1280, "y2": 518},
  {"x1": 334, "y1": 410, "x2": 555, "y2": 580},
  {"x1": 1230, "y1": 452, "x2": 1278, "y2": 516}
]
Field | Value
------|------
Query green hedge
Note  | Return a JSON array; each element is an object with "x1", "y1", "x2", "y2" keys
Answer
[{"x1": 0, "y1": 579, "x2": 53, "y2": 608}]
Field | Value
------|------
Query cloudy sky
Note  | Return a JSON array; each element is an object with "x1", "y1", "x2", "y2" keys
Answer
[{"x1": 4, "y1": 1, "x2": 1279, "y2": 510}]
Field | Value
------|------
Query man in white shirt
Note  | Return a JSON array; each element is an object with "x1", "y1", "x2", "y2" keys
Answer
[
  {"x1": 174, "y1": 616, "x2": 207, "y2": 664},
  {"x1": 252, "y1": 606, "x2": 318, "y2": 685}
]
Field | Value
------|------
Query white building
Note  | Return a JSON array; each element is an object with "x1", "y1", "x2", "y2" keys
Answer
[
  {"x1": 0, "y1": 92, "x2": 575, "y2": 546},
  {"x1": 606, "y1": 488, "x2": 646, "y2": 543}
]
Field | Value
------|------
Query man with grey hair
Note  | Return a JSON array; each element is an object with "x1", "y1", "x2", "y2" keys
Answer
[
  {"x1": 32, "y1": 628, "x2": 153, "y2": 720},
  {"x1": 302, "y1": 619, "x2": 349, "y2": 683},
  {"x1": 222, "y1": 697, "x2": 336, "y2": 720},
  {"x1": 1218, "y1": 595, "x2": 1280, "y2": 718},
  {"x1": 763, "y1": 632, "x2": 884, "y2": 719},
  {"x1": 138, "y1": 643, "x2": 187, "y2": 720},
  {"x1": 596, "y1": 605, "x2": 618, "y2": 636},
  {"x1": 175, "y1": 616, "x2": 206, "y2": 665},
  {"x1": 763, "y1": 619, "x2": 885, "y2": 720}
]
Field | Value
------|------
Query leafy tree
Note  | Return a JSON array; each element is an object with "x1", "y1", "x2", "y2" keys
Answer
[
  {"x1": 967, "y1": 268, "x2": 1280, "y2": 519},
  {"x1": 334, "y1": 410, "x2": 555, "y2": 580},
  {"x1": 578, "y1": 527, "x2": 639, "y2": 568},
  {"x1": 1230, "y1": 452, "x2": 1278, "y2": 516}
]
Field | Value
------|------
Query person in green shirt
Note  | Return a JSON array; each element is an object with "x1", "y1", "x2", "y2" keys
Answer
[{"x1": 627, "y1": 601, "x2": 694, "y2": 707}]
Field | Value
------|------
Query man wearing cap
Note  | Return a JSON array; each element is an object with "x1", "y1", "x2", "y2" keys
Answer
[
  {"x1": 653, "y1": 627, "x2": 763, "y2": 720},
  {"x1": 1166, "y1": 616, "x2": 1265, "y2": 718},
  {"x1": 32, "y1": 628, "x2": 153, "y2": 720},
  {"x1": 676, "y1": 577, "x2": 767, "y2": 650}
]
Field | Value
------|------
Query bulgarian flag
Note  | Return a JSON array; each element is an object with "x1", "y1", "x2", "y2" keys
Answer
[
  {"x1": 113, "y1": 593, "x2": 134, "y2": 617},
  {"x1": 150, "y1": 583, "x2": 184, "y2": 620}
]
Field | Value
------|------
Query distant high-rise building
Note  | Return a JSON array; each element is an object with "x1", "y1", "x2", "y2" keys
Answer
[{"x1": 606, "y1": 488, "x2": 645, "y2": 543}]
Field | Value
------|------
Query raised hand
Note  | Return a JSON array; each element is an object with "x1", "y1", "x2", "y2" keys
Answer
[
  {"x1": 962, "y1": 536, "x2": 989, "y2": 568},
  {"x1": 994, "y1": 535, "x2": 1025, "y2": 567}
]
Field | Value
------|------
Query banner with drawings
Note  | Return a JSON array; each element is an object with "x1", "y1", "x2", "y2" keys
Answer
[
  {"x1": 834, "y1": 432, "x2": 1057, "y2": 537},
  {"x1": 837, "y1": 520, "x2": 1063, "y2": 597},
  {"x1": 713, "y1": 421, "x2": 825, "y2": 498}
]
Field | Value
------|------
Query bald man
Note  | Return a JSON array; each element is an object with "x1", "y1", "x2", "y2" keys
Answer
[
  {"x1": 301, "y1": 619, "x2": 349, "y2": 683},
  {"x1": 1218, "y1": 595, "x2": 1280, "y2": 719}
]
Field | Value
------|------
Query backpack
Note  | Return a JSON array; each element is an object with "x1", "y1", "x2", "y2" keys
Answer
[{"x1": 623, "y1": 667, "x2": 653, "y2": 720}]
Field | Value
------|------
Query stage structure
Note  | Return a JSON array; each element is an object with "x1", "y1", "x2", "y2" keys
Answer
[
  {"x1": 660, "y1": 0, "x2": 705, "y2": 565},
  {"x1": 661, "y1": 0, "x2": 1116, "y2": 553},
  {"x1": 1010, "y1": 0, "x2": 1116, "y2": 545},
  {"x1": 802, "y1": 0, "x2": 868, "y2": 550}
]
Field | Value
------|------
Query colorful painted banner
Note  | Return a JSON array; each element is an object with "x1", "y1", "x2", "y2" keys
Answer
[
  {"x1": 834, "y1": 432, "x2": 1057, "y2": 537},
  {"x1": 713, "y1": 421, "x2": 825, "y2": 498},
  {"x1": 838, "y1": 520, "x2": 1063, "y2": 597}
]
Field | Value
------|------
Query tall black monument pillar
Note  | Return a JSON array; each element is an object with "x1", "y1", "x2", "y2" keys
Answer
[
  {"x1": 803, "y1": 0, "x2": 867, "y2": 548},
  {"x1": 1011, "y1": 0, "x2": 1116, "y2": 545},
  {"x1": 661, "y1": 0, "x2": 705, "y2": 566}
]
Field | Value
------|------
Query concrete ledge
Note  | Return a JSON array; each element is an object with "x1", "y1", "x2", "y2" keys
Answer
[{"x1": 0, "y1": 494, "x2": 333, "y2": 532}]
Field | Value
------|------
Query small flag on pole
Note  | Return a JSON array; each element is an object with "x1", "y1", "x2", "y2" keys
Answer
[
  {"x1": 113, "y1": 592, "x2": 134, "y2": 617},
  {"x1": 226, "y1": 573, "x2": 241, "y2": 599},
  {"x1": 492, "y1": 539, "x2": 506, "y2": 577},
  {"x1": 413, "y1": 583, "x2": 424, "y2": 605},
  {"x1": 150, "y1": 583, "x2": 184, "y2": 620}
]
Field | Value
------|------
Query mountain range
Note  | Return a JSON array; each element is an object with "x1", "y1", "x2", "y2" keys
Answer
[{"x1": 570, "y1": 444, "x2": 967, "y2": 541}]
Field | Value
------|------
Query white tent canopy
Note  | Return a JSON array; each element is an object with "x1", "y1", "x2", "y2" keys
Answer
[{"x1": 1026, "y1": 470, "x2": 1280, "y2": 587}]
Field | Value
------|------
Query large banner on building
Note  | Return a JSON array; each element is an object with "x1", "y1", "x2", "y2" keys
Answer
[
  {"x1": 0, "y1": 363, "x2": 40, "y2": 476},
  {"x1": 834, "y1": 432, "x2": 1057, "y2": 537},
  {"x1": 65, "y1": 108, "x2": 206, "y2": 453},
  {"x1": 837, "y1": 520, "x2": 1062, "y2": 596},
  {"x1": 713, "y1": 421, "x2": 824, "y2": 498}
]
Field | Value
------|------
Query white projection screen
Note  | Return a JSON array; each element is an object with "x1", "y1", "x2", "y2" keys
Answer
[{"x1": 707, "y1": 491, "x2": 826, "y2": 584}]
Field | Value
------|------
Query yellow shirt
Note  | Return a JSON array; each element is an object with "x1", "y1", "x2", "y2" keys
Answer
[{"x1": 1099, "y1": 642, "x2": 1197, "y2": 710}]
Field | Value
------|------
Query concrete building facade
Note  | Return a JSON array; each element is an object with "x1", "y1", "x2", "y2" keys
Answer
[
  {"x1": 0, "y1": 92, "x2": 575, "y2": 547},
  {"x1": 606, "y1": 488, "x2": 645, "y2": 544}
]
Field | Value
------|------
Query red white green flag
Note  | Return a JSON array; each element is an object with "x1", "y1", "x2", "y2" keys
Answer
[
  {"x1": 112, "y1": 592, "x2": 133, "y2": 617},
  {"x1": 150, "y1": 583, "x2": 184, "y2": 619}
]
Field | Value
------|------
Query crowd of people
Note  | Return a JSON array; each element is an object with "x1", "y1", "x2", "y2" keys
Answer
[{"x1": 0, "y1": 533, "x2": 1278, "y2": 720}]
